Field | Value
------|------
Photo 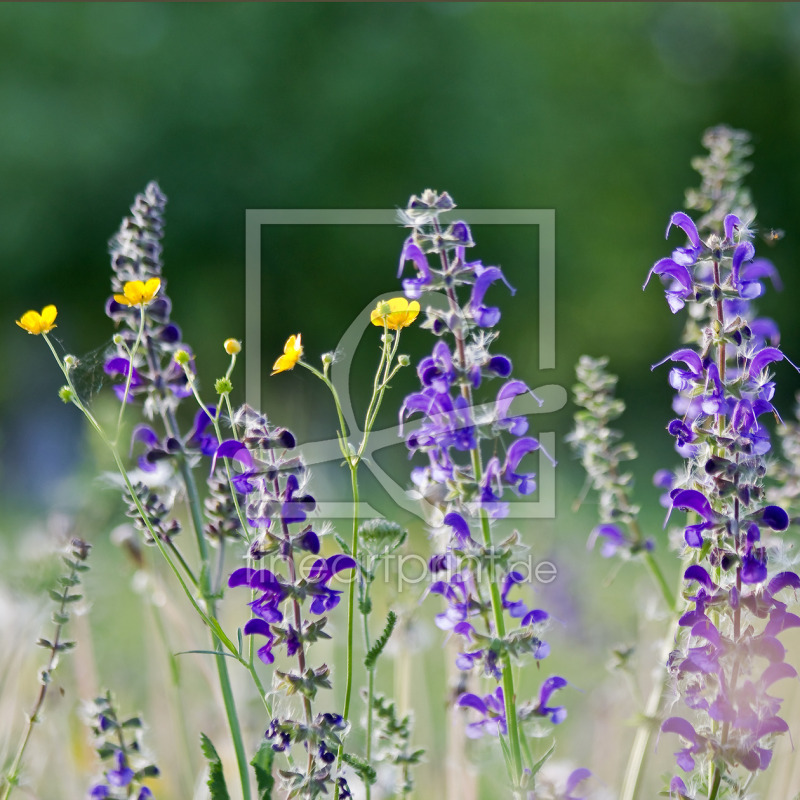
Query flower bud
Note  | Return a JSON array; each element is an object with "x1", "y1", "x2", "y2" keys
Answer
[
  {"x1": 224, "y1": 338, "x2": 241, "y2": 355},
  {"x1": 215, "y1": 377, "x2": 233, "y2": 395},
  {"x1": 58, "y1": 386, "x2": 75, "y2": 404},
  {"x1": 398, "y1": 354, "x2": 411, "y2": 367},
  {"x1": 174, "y1": 349, "x2": 191, "y2": 366}
]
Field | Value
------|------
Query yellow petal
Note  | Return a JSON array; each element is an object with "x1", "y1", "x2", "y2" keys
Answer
[
  {"x1": 271, "y1": 334, "x2": 303, "y2": 375},
  {"x1": 41, "y1": 305, "x2": 58, "y2": 327},
  {"x1": 143, "y1": 277, "x2": 161, "y2": 300},
  {"x1": 113, "y1": 293, "x2": 133, "y2": 306}
]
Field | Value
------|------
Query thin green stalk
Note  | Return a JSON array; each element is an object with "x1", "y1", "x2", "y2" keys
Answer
[
  {"x1": 306, "y1": 323, "x2": 402, "y2": 800},
  {"x1": 115, "y1": 306, "x2": 146, "y2": 440},
  {"x1": 440, "y1": 270, "x2": 524, "y2": 789},
  {"x1": 0, "y1": 557, "x2": 82, "y2": 800},
  {"x1": 642, "y1": 550, "x2": 677, "y2": 614},
  {"x1": 43, "y1": 335, "x2": 252, "y2": 800},
  {"x1": 363, "y1": 583, "x2": 375, "y2": 800},
  {"x1": 335, "y1": 464, "x2": 360, "y2": 790}
]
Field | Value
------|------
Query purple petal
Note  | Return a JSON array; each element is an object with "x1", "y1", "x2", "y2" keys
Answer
[
  {"x1": 212, "y1": 439, "x2": 254, "y2": 472},
  {"x1": 684, "y1": 565, "x2": 715, "y2": 590},
  {"x1": 748, "y1": 347, "x2": 800, "y2": 380},
  {"x1": 564, "y1": 768, "x2": 592, "y2": 796},
  {"x1": 539, "y1": 675, "x2": 567, "y2": 706},
  {"x1": 662, "y1": 716, "x2": 699, "y2": 744},
  {"x1": 723, "y1": 213, "x2": 741, "y2": 242},
  {"x1": 243, "y1": 618, "x2": 273, "y2": 638},
  {"x1": 731, "y1": 241, "x2": 755, "y2": 286},
  {"x1": 228, "y1": 567, "x2": 255, "y2": 588},
  {"x1": 643, "y1": 258, "x2": 693, "y2": 293},
  {"x1": 768, "y1": 571, "x2": 800, "y2": 595},
  {"x1": 443, "y1": 512, "x2": 472, "y2": 544},
  {"x1": 666, "y1": 212, "x2": 702, "y2": 248},
  {"x1": 671, "y1": 489, "x2": 714, "y2": 521},
  {"x1": 457, "y1": 693, "x2": 488, "y2": 715}
]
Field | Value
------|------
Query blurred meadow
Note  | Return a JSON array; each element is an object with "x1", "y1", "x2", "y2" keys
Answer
[{"x1": 3, "y1": 3, "x2": 800, "y2": 798}]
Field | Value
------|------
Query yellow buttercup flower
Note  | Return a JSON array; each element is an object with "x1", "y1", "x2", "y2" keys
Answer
[
  {"x1": 113, "y1": 278, "x2": 161, "y2": 307},
  {"x1": 271, "y1": 334, "x2": 303, "y2": 375},
  {"x1": 16, "y1": 304, "x2": 58, "y2": 335},
  {"x1": 370, "y1": 297, "x2": 420, "y2": 330}
]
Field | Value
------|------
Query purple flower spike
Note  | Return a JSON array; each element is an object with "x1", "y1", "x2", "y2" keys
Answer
[{"x1": 666, "y1": 211, "x2": 702, "y2": 249}]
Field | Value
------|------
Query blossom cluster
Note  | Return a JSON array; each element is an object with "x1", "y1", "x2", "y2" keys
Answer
[
  {"x1": 647, "y1": 202, "x2": 799, "y2": 794},
  {"x1": 220, "y1": 407, "x2": 355, "y2": 799},
  {"x1": 397, "y1": 190, "x2": 577, "y2": 793}
]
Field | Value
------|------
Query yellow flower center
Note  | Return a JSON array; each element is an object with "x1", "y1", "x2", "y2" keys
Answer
[
  {"x1": 370, "y1": 297, "x2": 420, "y2": 330},
  {"x1": 16, "y1": 304, "x2": 58, "y2": 335}
]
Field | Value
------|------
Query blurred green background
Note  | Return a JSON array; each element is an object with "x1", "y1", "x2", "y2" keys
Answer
[{"x1": 3, "y1": 3, "x2": 800, "y2": 798}]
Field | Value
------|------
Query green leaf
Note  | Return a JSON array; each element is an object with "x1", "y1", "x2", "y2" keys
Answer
[
  {"x1": 250, "y1": 740, "x2": 275, "y2": 799},
  {"x1": 334, "y1": 533, "x2": 352, "y2": 556},
  {"x1": 200, "y1": 733, "x2": 230, "y2": 800},
  {"x1": 175, "y1": 649, "x2": 241, "y2": 659},
  {"x1": 529, "y1": 741, "x2": 555, "y2": 779},
  {"x1": 341, "y1": 752, "x2": 377, "y2": 786},
  {"x1": 364, "y1": 610, "x2": 397, "y2": 671}
]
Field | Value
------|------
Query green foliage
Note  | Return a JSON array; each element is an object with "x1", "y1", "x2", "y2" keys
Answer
[
  {"x1": 364, "y1": 610, "x2": 396, "y2": 671},
  {"x1": 250, "y1": 741, "x2": 275, "y2": 800},
  {"x1": 341, "y1": 753, "x2": 377, "y2": 787},
  {"x1": 200, "y1": 733, "x2": 230, "y2": 800}
]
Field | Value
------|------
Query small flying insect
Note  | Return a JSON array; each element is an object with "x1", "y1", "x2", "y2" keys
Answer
[{"x1": 763, "y1": 227, "x2": 785, "y2": 245}]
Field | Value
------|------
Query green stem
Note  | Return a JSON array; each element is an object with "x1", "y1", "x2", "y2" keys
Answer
[
  {"x1": 362, "y1": 580, "x2": 375, "y2": 800},
  {"x1": 0, "y1": 557, "x2": 81, "y2": 800},
  {"x1": 115, "y1": 306, "x2": 146, "y2": 441},
  {"x1": 335, "y1": 464, "x2": 360, "y2": 790},
  {"x1": 44, "y1": 335, "x2": 251, "y2": 800},
  {"x1": 642, "y1": 550, "x2": 676, "y2": 613},
  {"x1": 708, "y1": 765, "x2": 721, "y2": 800}
]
